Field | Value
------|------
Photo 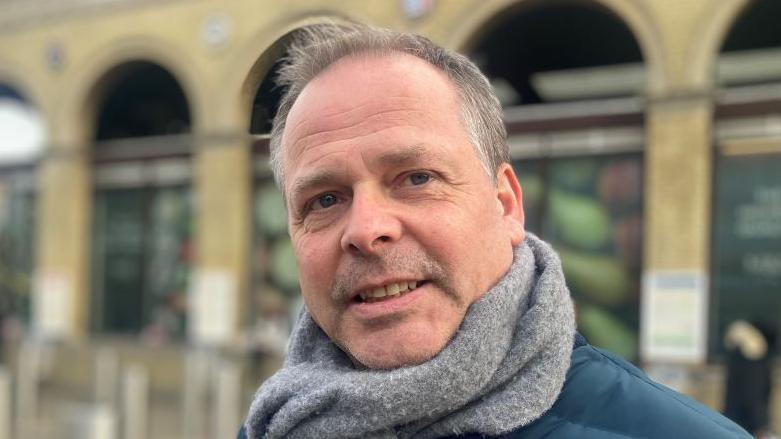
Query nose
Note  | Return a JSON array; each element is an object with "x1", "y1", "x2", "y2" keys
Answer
[{"x1": 340, "y1": 187, "x2": 402, "y2": 256}]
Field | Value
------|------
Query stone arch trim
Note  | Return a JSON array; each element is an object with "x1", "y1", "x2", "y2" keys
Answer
[
  {"x1": 55, "y1": 35, "x2": 208, "y2": 150},
  {"x1": 223, "y1": 11, "x2": 361, "y2": 132},
  {"x1": 686, "y1": 0, "x2": 750, "y2": 90},
  {"x1": 442, "y1": 0, "x2": 667, "y2": 95},
  {"x1": 0, "y1": 62, "x2": 45, "y2": 110}
]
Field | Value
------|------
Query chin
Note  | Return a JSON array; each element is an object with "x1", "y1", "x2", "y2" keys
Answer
[
  {"x1": 348, "y1": 333, "x2": 451, "y2": 370},
  {"x1": 353, "y1": 349, "x2": 438, "y2": 370}
]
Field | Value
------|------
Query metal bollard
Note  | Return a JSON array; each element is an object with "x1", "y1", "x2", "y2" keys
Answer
[
  {"x1": 15, "y1": 340, "x2": 42, "y2": 439},
  {"x1": 212, "y1": 360, "x2": 242, "y2": 439},
  {"x1": 122, "y1": 364, "x2": 148, "y2": 439},
  {"x1": 95, "y1": 348, "x2": 120, "y2": 407},
  {"x1": 0, "y1": 366, "x2": 10, "y2": 439},
  {"x1": 60, "y1": 403, "x2": 117, "y2": 439},
  {"x1": 182, "y1": 348, "x2": 211, "y2": 438}
]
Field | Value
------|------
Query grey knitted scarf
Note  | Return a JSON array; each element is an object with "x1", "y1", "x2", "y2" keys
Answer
[{"x1": 245, "y1": 234, "x2": 575, "y2": 439}]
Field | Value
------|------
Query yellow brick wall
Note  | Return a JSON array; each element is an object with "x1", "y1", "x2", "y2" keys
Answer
[{"x1": 0, "y1": 0, "x2": 758, "y2": 344}]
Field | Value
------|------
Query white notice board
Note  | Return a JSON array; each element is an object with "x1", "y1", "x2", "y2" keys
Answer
[
  {"x1": 640, "y1": 271, "x2": 708, "y2": 364},
  {"x1": 188, "y1": 269, "x2": 236, "y2": 345}
]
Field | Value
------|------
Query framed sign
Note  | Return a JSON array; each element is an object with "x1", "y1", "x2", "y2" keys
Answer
[{"x1": 641, "y1": 272, "x2": 708, "y2": 363}]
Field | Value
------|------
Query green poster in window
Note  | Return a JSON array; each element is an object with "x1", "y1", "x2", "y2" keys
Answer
[
  {"x1": 514, "y1": 155, "x2": 643, "y2": 361},
  {"x1": 712, "y1": 152, "x2": 781, "y2": 355}
]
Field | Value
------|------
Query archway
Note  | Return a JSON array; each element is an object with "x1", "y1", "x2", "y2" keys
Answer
[
  {"x1": 89, "y1": 61, "x2": 194, "y2": 340},
  {"x1": 711, "y1": 0, "x2": 781, "y2": 358},
  {"x1": 470, "y1": 0, "x2": 646, "y2": 360},
  {"x1": 471, "y1": 1, "x2": 644, "y2": 105},
  {"x1": 94, "y1": 62, "x2": 190, "y2": 141},
  {"x1": 716, "y1": 0, "x2": 781, "y2": 88}
]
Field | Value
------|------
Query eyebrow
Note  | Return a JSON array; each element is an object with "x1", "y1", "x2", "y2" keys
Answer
[{"x1": 288, "y1": 143, "x2": 449, "y2": 203}]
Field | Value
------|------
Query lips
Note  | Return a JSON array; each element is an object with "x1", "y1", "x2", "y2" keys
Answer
[
  {"x1": 348, "y1": 279, "x2": 428, "y2": 320},
  {"x1": 358, "y1": 280, "x2": 420, "y2": 303}
]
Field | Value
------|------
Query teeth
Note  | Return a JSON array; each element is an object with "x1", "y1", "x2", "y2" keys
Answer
[
  {"x1": 387, "y1": 283, "x2": 400, "y2": 296},
  {"x1": 359, "y1": 281, "x2": 421, "y2": 301}
]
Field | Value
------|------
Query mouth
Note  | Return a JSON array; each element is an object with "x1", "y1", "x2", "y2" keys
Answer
[{"x1": 354, "y1": 280, "x2": 428, "y2": 304}]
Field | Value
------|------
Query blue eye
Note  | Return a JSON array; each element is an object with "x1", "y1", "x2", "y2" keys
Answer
[
  {"x1": 409, "y1": 173, "x2": 431, "y2": 185},
  {"x1": 313, "y1": 193, "x2": 339, "y2": 210}
]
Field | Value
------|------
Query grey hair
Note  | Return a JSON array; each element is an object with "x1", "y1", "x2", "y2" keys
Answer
[{"x1": 269, "y1": 22, "x2": 508, "y2": 193}]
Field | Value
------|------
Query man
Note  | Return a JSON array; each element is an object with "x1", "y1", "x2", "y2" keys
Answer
[{"x1": 241, "y1": 23, "x2": 749, "y2": 438}]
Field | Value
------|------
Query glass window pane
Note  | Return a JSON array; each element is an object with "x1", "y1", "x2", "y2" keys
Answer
[
  {"x1": 250, "y1": 179, "x2": 299, "y2": 355},
  {"x1": 145, "y1": 187, "x2": 192, "y2": 339},
  {"x1": 0, "y1": 179, "x2": 35, "y2": 328},
  {"x1": 92, "y1": 186, "x2": 192, "y2": 340},
  {"x1": 516, "y1": 154, "x2": 643, "y2": 360},
  {"x1": 712, "y1": 152, "x2": 781, "y2": 356},
  {"x1": 92, "y1": 188, "x2": 146, "y2": 333}
]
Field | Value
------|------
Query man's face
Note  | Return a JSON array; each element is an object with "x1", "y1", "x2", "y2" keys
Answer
[{"x1": 282, "y1": 53, "x2": 525, "y2": 369}]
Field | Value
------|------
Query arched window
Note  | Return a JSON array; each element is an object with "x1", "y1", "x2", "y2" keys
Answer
[
  {"x1": 711, "y1": 0, "x2": 781, "y2": 357},
  {"x1": 470, "y1": 1, "x2": 646, "y2": 360},
  {"x1": 90, "y1": 61, "x2": 194, "y2": 341}
]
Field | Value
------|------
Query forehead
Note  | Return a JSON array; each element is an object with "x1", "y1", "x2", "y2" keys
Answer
[
  {"x1": 280, "y1": 53, "x2": 466, "y2": 174},
  {"x1": 292, "y1": 52, "x2": 460, "y2": 119}
]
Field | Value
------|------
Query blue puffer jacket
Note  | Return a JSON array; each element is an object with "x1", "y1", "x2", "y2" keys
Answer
[
  {"x1": 239, "y1": 334, "x2": 749, "y2": 438},
  {"x1": 451, "y1": 334, "x2": 749, "y2": 438}
]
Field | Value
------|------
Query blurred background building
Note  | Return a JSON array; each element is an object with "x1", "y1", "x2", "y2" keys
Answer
[{"x1": 0, "y1": 0, "x2": 779, "y2": 437}]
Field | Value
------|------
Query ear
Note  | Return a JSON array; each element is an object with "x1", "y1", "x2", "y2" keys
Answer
[{"x1": 495, "y1": 163, "x2": 525, "y2": 246}]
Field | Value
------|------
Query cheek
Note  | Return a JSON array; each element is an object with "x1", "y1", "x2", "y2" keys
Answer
[
  {"x1": 294, "y1": 232, "x2": 331, "y2": 265},
  {"x1": 293, "y1": 229, "x2": 344, "y2": 287},
  {"x1": 293, "y1": 236, "x2": 334, "y2": 292},
  {"x1": 419, "y1": 199, "x2": 508, "y2": 296},
  {"x1": 294, "y1": 238, "x2": 337, "y2": 329},
  {"x1": 418, "y1": 200, "x2": 498, "y2": 255}
]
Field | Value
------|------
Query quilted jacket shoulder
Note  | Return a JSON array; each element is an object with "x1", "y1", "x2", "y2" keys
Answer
[{"x1": 458, "y1": 335, "x2": 750, "y2": 438}]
